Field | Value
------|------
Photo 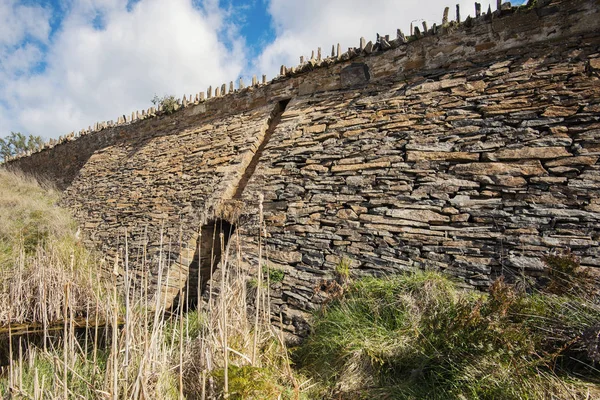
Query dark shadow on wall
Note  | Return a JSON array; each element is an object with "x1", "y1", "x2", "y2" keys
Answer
[
  {"x1": 171, "y1": 218, "x2": 236, "y2": 312},
  {"x1": 4, "y1": 132, "x2": 106, "y2": 191},
  {"x1": 5, "y1": 90, "x2": 271, "y2": 191}
]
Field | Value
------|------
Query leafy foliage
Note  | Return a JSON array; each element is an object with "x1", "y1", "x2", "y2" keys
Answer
[
  {"x1": 151, "y1": 94, "x2": 179, "y2": 115},
  {"x1": 268, "y1": 266, "x2": 285, "y2": 284},
  {"x1": 0, "y1": 132, "x2": 44, "y2": 161}
]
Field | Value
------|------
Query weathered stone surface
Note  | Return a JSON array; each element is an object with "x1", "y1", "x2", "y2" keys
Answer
[
  {"x1": 270, "y1": 250, "x2": 303, "y2": 264},
  {"x1": 304, "y1": 124, "x2": 327, "y2": 134},
  {"x1": 359, "y1": 214, "x2": 429, "y2": 227},
  {"x1": 331, "y1": 161, "x2": 390, "y2": 172},
  {"x1": 406, "y1": 151, "x2": 480, "y2": 162},
  {"x1": 336, "y1": 209, "x2": 359, "y2": 220},
  {"x1": 545, "y1": 156, "x2": 598, "y2": 167},
  {"x1": 542, "y1": 106, "x2": 578, "y2": 117},
  {"x1": 492, "y1": 175, "x2": 527, "y2": 187},
  {"x1": 452, "y1": 161, "x2": 547, "y2": 176},
  {"x1": 302, "y1": 252, "x2": 325, "y2": 267},
  {"x1": 507, "y1": 255, "x2": 546, "y2": 271},
  {"x1": 493, "y1": 147, "x2": 571, "y2": 160},
  {"x1": 420, "y1": 178, "x2": 480, "y2": 189},
  {"x1": 406, "y1": 142, "x2": 454, "y2": 152},
  {"x1": 449, "y1": 196, "x2": 503, "y2": 207},
  {"x1": 386, "y1": 209, "x2": 450, "y2": 223},
  {"x1": 341, "y1": 63, "x2": 370, "y2": 88},
  {"x1": 406, "y1": 81, "x2": 442, "y2": 94}
]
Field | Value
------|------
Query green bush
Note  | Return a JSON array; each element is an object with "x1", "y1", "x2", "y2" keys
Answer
[
  {"x1": 295, "y1": 272, "x2": 600, "y2": 399},
  {"x1": 212, "y1": 365, "x2": 284, "y2": 400},
  {"x1": 151, "y1": 94, "x2": 179, "y2": 115},
  {"x1": 268, "y1": 267, "x2": 285, "y2": 284},
  {"x1": 202, "y1": 335, "x2": 310, "y2": 400}
]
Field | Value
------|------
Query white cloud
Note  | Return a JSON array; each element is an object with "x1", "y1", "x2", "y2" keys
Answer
[
  {"x1": 0, "y1": 0, "x2": 51, "y2": 47},
  {"x1": 256, "y1": 0, "x2": 504, "y2": 79},
  {"x1": 1, "y1": 44, "x2": 45, "y2": 77},
  {"x1": 0, "y1": 0, "x2": 247, "y2": 139}
]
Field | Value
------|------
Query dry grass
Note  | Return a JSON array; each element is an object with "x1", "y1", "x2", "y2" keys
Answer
[
  {"x1": 0, "y1": 225, "x2": 305, "y2": 399},
  {"x1": 0, "y1": 168, "x2": 307, "y2": 399},
  {"x1": 180, "y1": 231, "x2": 305, "y2": 399},
  {"x1": 0, "y1": 167, "x2": 106, "y2": 327},
  {"x1": 0, "y1": 168, "x2": 73, "y2": 259}
]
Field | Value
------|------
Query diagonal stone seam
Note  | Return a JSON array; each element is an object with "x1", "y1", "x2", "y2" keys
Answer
[{"x1": 233, "y1": 99, "x2": 291, "y2": 200}]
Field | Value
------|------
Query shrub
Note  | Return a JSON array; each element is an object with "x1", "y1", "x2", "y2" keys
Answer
[
  {"x1": 543, "y1": 250, "x2": 580, "y2": 292},
  {"x1": 212, "y1": 364, "x2": 286, "y2": 400},
  {"x1": 268, "y1": 267, "x2": 285, "y2": 284},
  {"x1": 295, "y1": 271, "x2": 600, "y2": 399},
  {"x1": 151, "y1": 94, "x2": 179, "y2": 115}
]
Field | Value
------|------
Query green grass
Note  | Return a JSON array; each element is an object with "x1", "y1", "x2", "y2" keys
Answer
[
  {"x1": 0, "y1": 168, "x2": 74, "y2": 267},
  {"x1": 294, "y1": 272, "x2": 600, "y2": 399},
  {"x1": 334, "y1": 257, "x2": 351, "y2": 282},
  {"x1": 0, "y1": 347, "x2": 111, "y2": 397}
]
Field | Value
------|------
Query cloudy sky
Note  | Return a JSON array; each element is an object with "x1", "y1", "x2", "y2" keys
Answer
[{"x1": 0, "y1": 0, "x2": 525, "y2": 140}]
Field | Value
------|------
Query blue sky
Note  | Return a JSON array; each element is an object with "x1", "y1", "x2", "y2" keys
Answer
[{"x1": 0, "y1": 0, "x2": 525, "y2": 139}]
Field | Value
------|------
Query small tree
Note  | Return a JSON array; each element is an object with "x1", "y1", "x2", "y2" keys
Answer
[
  {"x1": 0, "y1": 132, "x2": 44, "y2": 162},
  {"x1": 151, "y1": 94, "x2": 179, "y2": 115}
]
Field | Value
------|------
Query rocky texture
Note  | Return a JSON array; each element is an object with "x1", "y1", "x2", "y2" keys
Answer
[
  {"x1": 62, "y1": 104, "x2": 278, "y2": 302},
  {"x1": 235, "y1": 3, "x2": 600, "y2": 334},
  {"x1": 5, "y1": 0, "x2": 600, "y2": 336}
]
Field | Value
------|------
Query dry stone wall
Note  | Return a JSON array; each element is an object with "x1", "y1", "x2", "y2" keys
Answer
[
  {"x1": 5, "y1": 0, "x2": 600, "y2": 336},
  {"x1": 238, "y1": 29, "x2": 600, "y2": 334},
  {"x1": 63, "y1": 103, "x2": 280, "y2": 300}
]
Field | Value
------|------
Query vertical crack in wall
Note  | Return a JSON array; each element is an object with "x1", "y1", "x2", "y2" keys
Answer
[{"x1": 233, "y1": 99, "x2": 290, "y2": 199}]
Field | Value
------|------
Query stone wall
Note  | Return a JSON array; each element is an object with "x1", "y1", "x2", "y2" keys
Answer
[
  {"x1": 5, "y1": 0, "x2": 600, "y2": 335},
  {"x1": 237, "y1": 28, "x2": 600, "y2": 334}
]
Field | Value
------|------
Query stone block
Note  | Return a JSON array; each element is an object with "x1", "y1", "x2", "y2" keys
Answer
[
  {"x1": 331, "y1": 161, "x2": 390, "y2": 172},
  {"x1": 303, "y1": 124, "x2": 327, "y2": 134},
  {"x1": 406, "y1": 151, "x2": 480, "y2": 162},
  {"x1": 545, "y1": 156, "x2": 598, "y2": 167},
  {"x1": 341, "y1": 63, "x2": 371, "y2": 88},
  {"x1": 386, "y1": 209, "x2": 450, "y2": 223},
  {"x1": 493, "y1": 146, "x2": 571, "y2": 160},
  {"x1": 451, "y1": 161, "x2": 547, "y2": 176}
]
